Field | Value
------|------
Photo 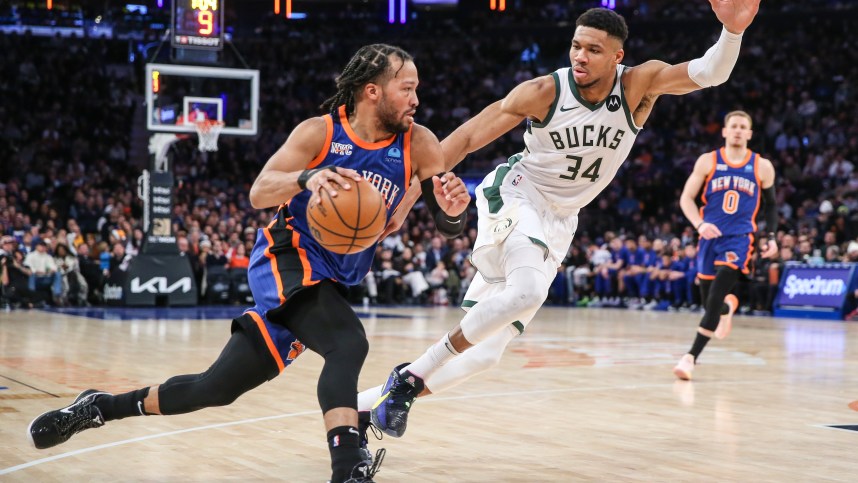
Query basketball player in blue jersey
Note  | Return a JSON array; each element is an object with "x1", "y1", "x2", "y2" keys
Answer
[
  {"x1": 27, "y1": 44, "x2": 470, "y2": 483},
  {"x1": 360, "y1": 2, "x2": 765, "y2": 440},
  {"x1": 673, "y1": 110, "x2": 777, "y2": 380}
]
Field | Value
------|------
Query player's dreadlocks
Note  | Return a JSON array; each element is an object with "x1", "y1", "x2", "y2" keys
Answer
[{"x1": 321, "y1": 44, "x2": 413, "y2": 116}]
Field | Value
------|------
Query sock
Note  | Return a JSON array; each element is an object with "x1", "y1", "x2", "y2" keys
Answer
[
  {"x1": 328, "y1": 426, "x2": 362, "y2": 483},
  {"x1": 357, "y1": 385, "x2": 383, "y2": 412},
  {"x1": 93, "y1": 387, "x2": 150, "y2": 421},
  {"x1": 401, "y1": 333, "x2": 460, "y2": 380},
  {"x1": 424, "y1": 324, "x2": 518, "y2": 394},
  {"x1": 689, "y1": 332, "x2": 711, "y2": 360},
  {"x1": 720, "y1": 302, "x2": 730, "y2": 315}
]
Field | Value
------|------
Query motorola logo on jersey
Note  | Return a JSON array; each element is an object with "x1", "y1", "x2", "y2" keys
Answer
[
  {"x1": 330, "y1": 142, "x2": 353, "y2": 156},
  {"x1": 606, "y1": 95, "x2": 621, "y2": 112}
]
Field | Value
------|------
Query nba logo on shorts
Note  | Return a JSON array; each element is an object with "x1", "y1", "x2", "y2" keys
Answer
[{"x1": 512, "y1": 174, "x2": 523, "y2": 186}]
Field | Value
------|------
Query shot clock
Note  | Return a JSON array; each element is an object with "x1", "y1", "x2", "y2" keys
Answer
[{"x1": 171, "y1": 0, "x2": 225, "y2": 51}]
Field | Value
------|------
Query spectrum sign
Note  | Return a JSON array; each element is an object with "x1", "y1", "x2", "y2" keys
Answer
[{"x1": 774, "y1": 263, "x2": 858, "y2": 319}]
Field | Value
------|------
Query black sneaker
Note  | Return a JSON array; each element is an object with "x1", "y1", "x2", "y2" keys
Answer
[
  {"x1": 370, "y1": 363, "x2": 424, "y2": 437},
  {"x1": 357, "y1": 411, "x2": 383, "y2": 465},
  {"x1": 343, "y1": 448, "x2": 386, "y2": 483},
  {"x1": 28, "y1": 389, "x2": 109, "y2": 449}
]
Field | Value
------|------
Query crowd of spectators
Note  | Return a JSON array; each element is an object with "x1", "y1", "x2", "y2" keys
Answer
[{"x1": 1, "y1": 1, "x2": 857, "y2": 317}]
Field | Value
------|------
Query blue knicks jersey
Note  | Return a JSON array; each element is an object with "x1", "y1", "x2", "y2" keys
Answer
[
  {"x1": 700, "y1": 148, "x2": 761, "y2": 236},
  {"x1": 268, "y1": 105, "x2": 412, "y2": 286}
]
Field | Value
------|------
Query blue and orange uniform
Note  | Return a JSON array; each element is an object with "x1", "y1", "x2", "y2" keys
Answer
[
  {"x1": 697, "y1": 147, "x2": 761, "y2": 280},
  {"x1": 236, "y1": 105, "x2": 413, "y2": 376}
]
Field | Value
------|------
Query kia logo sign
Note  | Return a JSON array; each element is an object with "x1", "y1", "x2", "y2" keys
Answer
[
  {"x1": 130, "y1": 276, "x2": 193, "y2": 294},
  {"x1": 783, "y1": 274, "x2": 846, "y2": 299}
]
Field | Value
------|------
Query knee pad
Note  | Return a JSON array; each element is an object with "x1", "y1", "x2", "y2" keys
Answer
[{"x1": 461, "y1": 266, "x2": 548, "y2": 344}]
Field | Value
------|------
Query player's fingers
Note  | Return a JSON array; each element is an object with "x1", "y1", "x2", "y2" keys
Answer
[
  {"x1": 432, "y1": 175, "x2": 445, "y2": 194},
  {"x1": 333, "y1": 166, "x2": 364, "y2": 181}
]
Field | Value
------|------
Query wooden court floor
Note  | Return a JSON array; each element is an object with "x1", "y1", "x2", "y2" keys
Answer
[{"x1": 1, "y1": 305, "x2": 857, "y2": 482}]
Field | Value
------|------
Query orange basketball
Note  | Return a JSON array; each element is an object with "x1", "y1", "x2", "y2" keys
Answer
[{"x1": 306, "y1": 180, "x2": 386, "y2": 254}]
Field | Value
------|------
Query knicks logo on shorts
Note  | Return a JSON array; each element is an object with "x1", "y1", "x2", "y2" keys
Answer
[
  {"x1": 725, "y1": 251, "x2": 739, "y2": 263},
  {"x1": 287, "y1": 340, "x2": 306, "y2": 361}
]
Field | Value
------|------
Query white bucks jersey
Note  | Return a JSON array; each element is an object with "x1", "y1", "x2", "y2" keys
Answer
[{"x1": 514, "y1": 64, "x2": 641, "y2": 211}]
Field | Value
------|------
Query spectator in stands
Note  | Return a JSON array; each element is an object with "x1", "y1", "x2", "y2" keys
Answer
[
  {"x1": 3, "y1": 249, "x2": 45, "y2": 308},
  {"x1": 53, "y1": 243, "x2": 87, "y2": 306},
  {"x1": 228, "y1": 243, "x2": 249, "y2": 270},
  {"x1": 24, "y1": 240, "x2": 61, "y2": 304},
  {"x1": 76, "y1": 242, "x2": 101, "y2": 304}
]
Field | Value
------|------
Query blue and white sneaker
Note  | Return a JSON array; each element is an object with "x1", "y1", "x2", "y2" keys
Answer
[{"x1": 370, "y1": 363, "x2": 424, "y2": 437}]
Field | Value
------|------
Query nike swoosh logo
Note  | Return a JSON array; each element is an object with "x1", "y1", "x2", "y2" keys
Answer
[
  {"x1": 60, "y1": 408, "x2": 73, "y2": 414},
  {"x1": 559, "y1": 105, "x2": 579, "y2": 112},
  {"x1": 447, "y1": 219, "x2": 462, "y2": 224},
  {"x1": 371, "y1": 393, "x2": 390, "y2": 410},
  {"x1": 349, "y1": 428, "x2": 360, "y2": 436},
  {"x1": 137, "y1": 401, "x2": 145, "y2": 415}
]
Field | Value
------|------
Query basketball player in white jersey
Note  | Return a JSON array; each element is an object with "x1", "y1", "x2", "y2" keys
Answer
[{"x1": 363, "y1": 1, "x2": 763, "y2": 438}]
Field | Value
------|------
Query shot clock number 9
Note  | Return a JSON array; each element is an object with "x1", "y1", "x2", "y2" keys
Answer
[{"x1": 171, "y1": 0, "x2": 225, "y2": 51}]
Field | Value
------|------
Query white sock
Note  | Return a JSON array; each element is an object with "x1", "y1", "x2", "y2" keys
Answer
[
  {"x1": 357, "y1": 384, "x2": 384, "y2": 412},
  {"x1": 401, "y1": 333, "x2": 460, "y2": 380},
  {"x1": 425, "y1": 324, "x2": 518, "y2": 394}
]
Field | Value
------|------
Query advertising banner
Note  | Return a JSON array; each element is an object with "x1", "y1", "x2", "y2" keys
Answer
[{"x1": 774, "y1": 263, "x2": 857, "y2": 320}]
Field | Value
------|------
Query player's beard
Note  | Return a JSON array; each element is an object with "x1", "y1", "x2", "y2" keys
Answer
[{"x1": 378, "y1": 95, "x2": 411, "y2": 133}]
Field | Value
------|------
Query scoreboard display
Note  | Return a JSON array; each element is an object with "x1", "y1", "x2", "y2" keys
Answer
[{"x1": 171, "y1": 0, "x2": 224, "y2": 51}]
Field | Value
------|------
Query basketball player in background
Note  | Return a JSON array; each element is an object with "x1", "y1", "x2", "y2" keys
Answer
[
  {"x1": 672, "y1": 110, "x2": 777, "y2": 380},
  {"x1": 28, "y1": 44, "x2": 470, "y2": 483},
  {"x1": 361, "y1": 1, "x2": 764, "y2": 438}
]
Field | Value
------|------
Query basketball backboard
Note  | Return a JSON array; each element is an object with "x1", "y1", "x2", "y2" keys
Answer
[{"x1": 146, "y1": 63, "x2": 259, "y2": 136}]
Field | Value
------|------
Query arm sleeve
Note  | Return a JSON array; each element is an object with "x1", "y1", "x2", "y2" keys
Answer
[
  {"x1": 687, "y1": 27, "x2": 743, "y2": 88},
  {"x1": 420, "y1": 176, "x2": 466, "y2": 239},
  {"x1": 762, "y1": 185, "x2": 778, "y2": 234}
]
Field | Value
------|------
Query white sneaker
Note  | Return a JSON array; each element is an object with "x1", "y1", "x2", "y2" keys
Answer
[{"x1": 673, "y1": 354, "x2": 695, "y2": 381}]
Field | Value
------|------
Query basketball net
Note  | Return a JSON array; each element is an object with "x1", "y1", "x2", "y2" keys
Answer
[{"x1": 195, "y1": 120, "x2": 224, "y2": 152}]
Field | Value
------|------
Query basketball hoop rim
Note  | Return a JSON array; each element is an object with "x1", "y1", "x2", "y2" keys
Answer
[{"x1": 195, "y1": 120, "x2": 225, "y2": 133}]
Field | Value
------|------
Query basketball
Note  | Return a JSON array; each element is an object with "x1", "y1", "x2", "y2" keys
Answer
[{"x1": 306, "y1": 180, "x2": 387, "y2": 254}]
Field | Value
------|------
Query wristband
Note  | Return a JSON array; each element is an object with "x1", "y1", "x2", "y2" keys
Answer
[
  {"x1": 297, "y1": 166, "x2": 336, "y2": 190},
  {"x1": 695, "y1": 221, "x2": 705, "y2": 230}
]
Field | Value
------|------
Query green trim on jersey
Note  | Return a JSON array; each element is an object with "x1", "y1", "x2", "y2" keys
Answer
[
  {"x1": 619, "y1": 66, "x2": 641, "y2": 134},
  {"x1": 568, "y1": 67, "x2": 619, "y2": 112},
  {"x1": 531, "y1": 72, "x2": 561, "y2": 128},
  {"x1": 462, "y1": 299, "x2": 478, "y2": 308},
  {"x1": 511, "y1": 321, "x2": 525, "y2": 335},
  {"x1": 482, "y1": 153, "x2": 522, "y2": 214}
]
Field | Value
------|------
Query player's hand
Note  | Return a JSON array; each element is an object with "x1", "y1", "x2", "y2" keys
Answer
[
  {"x1": 432, "y1": 173, "x2": 471, "y2": 217},
  {"x1": 709, "y1": 0, "x2": 761, "y2": 34},
  {"x1": 306, "y1": 167, "x2": 363, "y2": 208},
  {"x1": 697, "y1": 222, "x2": 722, "y2": 240},
  {"x1": 760, "y1": 240, "x2": 778, "y2": 259}
]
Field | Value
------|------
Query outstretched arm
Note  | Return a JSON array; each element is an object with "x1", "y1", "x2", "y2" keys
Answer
[
  {"x1": 441, "y1": 75, "x2": 556, "y2": 171},
  {"x1": 624, "y1": 0, "x2": 761, "y2": 116}
]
